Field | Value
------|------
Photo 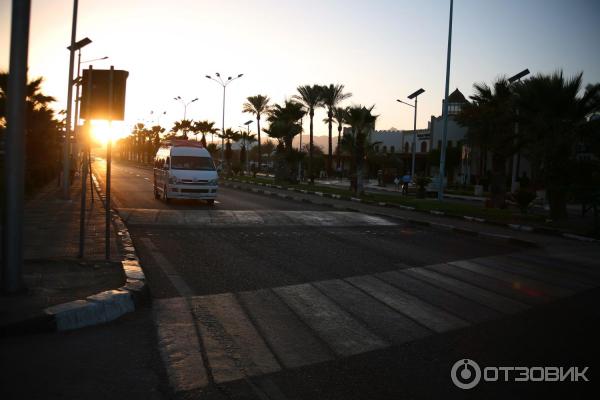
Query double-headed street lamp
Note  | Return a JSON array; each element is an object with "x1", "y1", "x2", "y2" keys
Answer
[
  {"x1": 206, "y1": 73, "x2": 244, "y2": 166},
  {"x1": 173, "y1": 96, "x2": 198, "y2": 121},
  {"x1": 397, "y1": 88, "x2": 425, "y2": 180},
  {"x1": 173, "y1": 96, "x2": 198, "y2": 138}
]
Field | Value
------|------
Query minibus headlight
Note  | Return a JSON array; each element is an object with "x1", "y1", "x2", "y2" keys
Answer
[{"x1": 168, "y1": 176, "x2": 179, "y2": 184}]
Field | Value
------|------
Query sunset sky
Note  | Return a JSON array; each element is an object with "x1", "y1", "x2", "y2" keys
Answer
[{"x1": 1, "y1": 0, "x2": 599, "y2": 142}]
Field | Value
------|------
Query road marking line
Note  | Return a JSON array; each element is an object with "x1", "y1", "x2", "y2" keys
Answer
[
  {"x1": 274, "y1": 283, "x2": 388, "y2": 357},
  {"x1": 154, "y1": 297, "x2": 209, "y2": 391},
  {"x1": 346, "y1": 275, "x2": 469, "y2": 333},
  {"x1": 238, "y1": 289, "x2": 334, "y2": 368},
  {"x1": 190, "y1": 293, "x2": 281, "y2": 383},
  {"x1": 405, "y1": 267, "x2": 529, "y2": 314},
  {"x1": 139, "y1": 237, "x2": 194, "y2": 297}
]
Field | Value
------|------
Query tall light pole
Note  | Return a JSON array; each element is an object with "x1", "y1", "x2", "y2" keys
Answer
[
  {"x1": 243, "y1": 119, "x2": 253, "y2": 174},
  {"x1": 150, "y1": 110, "x2": 166, "y2": 125},
  {"x1": 2, "y1": 0, "x2": 31, "y2": 293},
  {"x1": 62, "y1": 0, "x2": 81, "y2": 199},
  {"x1": 438, "y1": 0, "x2": 454, "y2": 201},
  {"x1": 206, "y1": 73, "x2": 244, "y2": 166},
  {"x1": 508, "y1": 68, "x2": 530, "y2": 192},
  {"x1": 397, "y1": 88, "x2": 424, "y2": 180},
  {"x1": 173, "y1": 96, "x2": 197, "y2": 138}
]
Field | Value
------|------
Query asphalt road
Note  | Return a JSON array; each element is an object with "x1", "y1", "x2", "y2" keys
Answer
[
  {"x1": 93, "y1": 158, "x2": 519, "y2": 297},
  {"x1": 83, "y1": 158, "x2": 599, "y2": 400}
]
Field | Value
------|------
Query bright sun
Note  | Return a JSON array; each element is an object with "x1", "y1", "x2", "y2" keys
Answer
[{"x1": 91, "y1": 120, "x2": 128, "y2": 145}]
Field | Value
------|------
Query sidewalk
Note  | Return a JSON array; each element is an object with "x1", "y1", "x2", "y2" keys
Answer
[{"x1": 0, "y1": 175, "x2": 122, "y2": 332}]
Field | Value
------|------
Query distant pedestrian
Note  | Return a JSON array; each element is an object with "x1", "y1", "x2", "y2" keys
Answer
[
  {"x1": 394, "y1": 176, "x2": 400, "y2": 191},
  {"x1": 402, "y1": 174, "x2": 411, "y2": 195}
]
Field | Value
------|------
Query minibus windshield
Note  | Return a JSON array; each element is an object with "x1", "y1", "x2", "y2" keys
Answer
[{"x1": 171, "y1": 156, "x2": 215, "y2": 171}]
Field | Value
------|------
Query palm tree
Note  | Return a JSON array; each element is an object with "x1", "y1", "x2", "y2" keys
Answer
[
  {"x1": 218, "y1": 128, "x2": 241, "y2": 173},
  {"x1": 1, "y1": 73, "x2": 62, "y2": 190},
  {"x1": 194, "y1": 120, "x2": 218, "y2": 147},
  {"x1": 243, "y1": 95, "x2": 271, "y2": 169},
  {"x1": 320, "y1": 84, "x2": 351, "y2": 175},
  {"x1": 264, "y1": 100, "x2": 306, "y2": 182},
  {"x1": 238, "y1": 130, "x2": 257, "y2": 172},
  {"x1": 293, "y1": 85, "x2": 323, "y2": 184},
  {"x1": 515, "y1": 71, "x2": 600, "y2": 219},
  {"x1": 333, "y1": 106, "x2": 348, "y2": 170},
  {"x1": 344, "y1": 105, "x2": 378, "y2": 194},
  {"x1": 456, "y1": 78, "x2": 515, "y2": 208},
  {"x1": 170, "y1": 119, "x2": 193, "y2": 139}
]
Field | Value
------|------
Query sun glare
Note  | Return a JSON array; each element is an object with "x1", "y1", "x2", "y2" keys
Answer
[{"x1": 91, "y1": 120, "x2": 128, "y2": 145}]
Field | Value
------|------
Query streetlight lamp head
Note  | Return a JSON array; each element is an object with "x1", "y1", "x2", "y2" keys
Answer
[
  {"x1": 215, "y1": 72, "x2": 220, "y2": 77},
  {"x1": 205, "y1": 75, "x2": 211, "y2": 79},
  {"x1": 68, "y1": 37, "x2": 92, "y2": 51},
  {"x1": 238, "y1": 74, "x2": 243, "y2": 78},
  {"x1": 192, "y1": 98, "x2": 198, "y2": 102},
  {"x1": 508, "y1": 68, "x2": 530, "y2": 83},
  {"x1": 227, "y1": 76, "x2": 232, "y2": 81},
  {"x1": 408, "y1": 88, "x2": 425, "y2": 99},
  {"x1": 244, "y1": 120, "x2": 253, "y2": 125}
]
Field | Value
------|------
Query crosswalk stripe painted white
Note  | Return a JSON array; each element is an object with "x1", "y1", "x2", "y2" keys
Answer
[
  {"x1": 154, "y1": 297, "x2": 209, "y2": 391},
  {"x1": 449, "y1": 260, "x2": 574, "y2": 298},
  {"x1": 190, "y1": 293, "x2": 281, "y2": 384},
  {"x1": 346, "y1": 275, "x2": 469, "y2": 333},
  {"x1": 119, "y1": 209, "x2": 396, "y2": 227},
  {"x1": 274, "y1": 283, "x2": 389, "y2": 357},
  {"x1": 238, "y1": 289, "x2": 335, "y2": 368},
  {"x1": 152, "y1": 252, "x2": 599, "y2": 392},
  {"x1": 405, "y1": 267, "x2": 529, "y2": 314},
  {"x1": 313, "y1": 279, "x2": 432, "y2": 344}
]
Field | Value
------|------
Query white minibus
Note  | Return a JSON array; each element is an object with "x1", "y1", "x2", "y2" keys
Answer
[{"x1": 153, "y1": 140, "x2": 218, "y2": 204}]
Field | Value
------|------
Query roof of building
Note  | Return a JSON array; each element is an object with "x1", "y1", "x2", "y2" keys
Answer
[{"x1": 448, "y1": 88, "x2": 467, "y2": 103}]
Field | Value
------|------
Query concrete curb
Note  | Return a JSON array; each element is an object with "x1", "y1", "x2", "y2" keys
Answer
[
  {"x1": 42, "y1": 174, "x2": 150, "y2": 332},
  {"x1": 222, "y1": 179, "x2": 541, "y2": 248},
  {"x1": 0, "y1": 174, "x2": 149, "y2": 337}
]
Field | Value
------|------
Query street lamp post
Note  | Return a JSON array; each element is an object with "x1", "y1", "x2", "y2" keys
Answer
[
  {"x1": 508, "y1": 68, "x2": 530, "y2": 192},
  {"x1": 438, "y1": 0, "x2": 454, "y2": 201},
  {"x1": 173, "y1": 96, "x2": 198, "y2": 138},
  {"x1": 397, "y1": 87, "x2": 425, "y2": 180},
  {"x1": 206, "y1": 73, "x2": 243, "y2": 167},
  {"x1": 243, "y1": 119, "x2": 253, "y2": 174}
]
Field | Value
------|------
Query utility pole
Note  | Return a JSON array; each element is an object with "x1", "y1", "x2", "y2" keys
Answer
[
  {"x1": 438, "y1": 0, "x2": 454, "y2": 201},
  {"x1": 63, "y1": 0, "x2": 79, "y2": 199},
  {"x1": 2, "y1": 0, "x2": 31, "y2": 293}
]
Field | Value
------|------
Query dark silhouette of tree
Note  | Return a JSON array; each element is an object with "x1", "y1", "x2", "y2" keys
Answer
[
  {"x1": 218, "y1": 128, "x2": 241, "y2": 173},
  {"x1": 343, "y1": 105, "x2": 378, "y2": 194},
  {"x1": 264, "y1": 100, "x2": 306, "y2": 182},
  {"x1": 243, "y1": 95, "x2": 271, "y2": 169},
  {"x1": 333, "y1": 106, "x2": 348, "y2": 169},
  {"x1": 293, "y1": 85, "x2": 323, "y2": 184},
  {"x1": 0, "y1": 73, "x2": 62, "y2": 193},
  {"x1": 456, "y1": 78, "x2": 515, "y2": 208},
  {"x1": 320, "y1": 84, "x2": 351, "y2": 175},
  {"x1": 194, "y1": 120, "x2": 218, "y2": 147},
  {"x1": 170, "y1": 119, "x2": 193, "y2": 139},
  {"x1": 516, "y1": 71, "x2": 600, "y2": 219}
]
